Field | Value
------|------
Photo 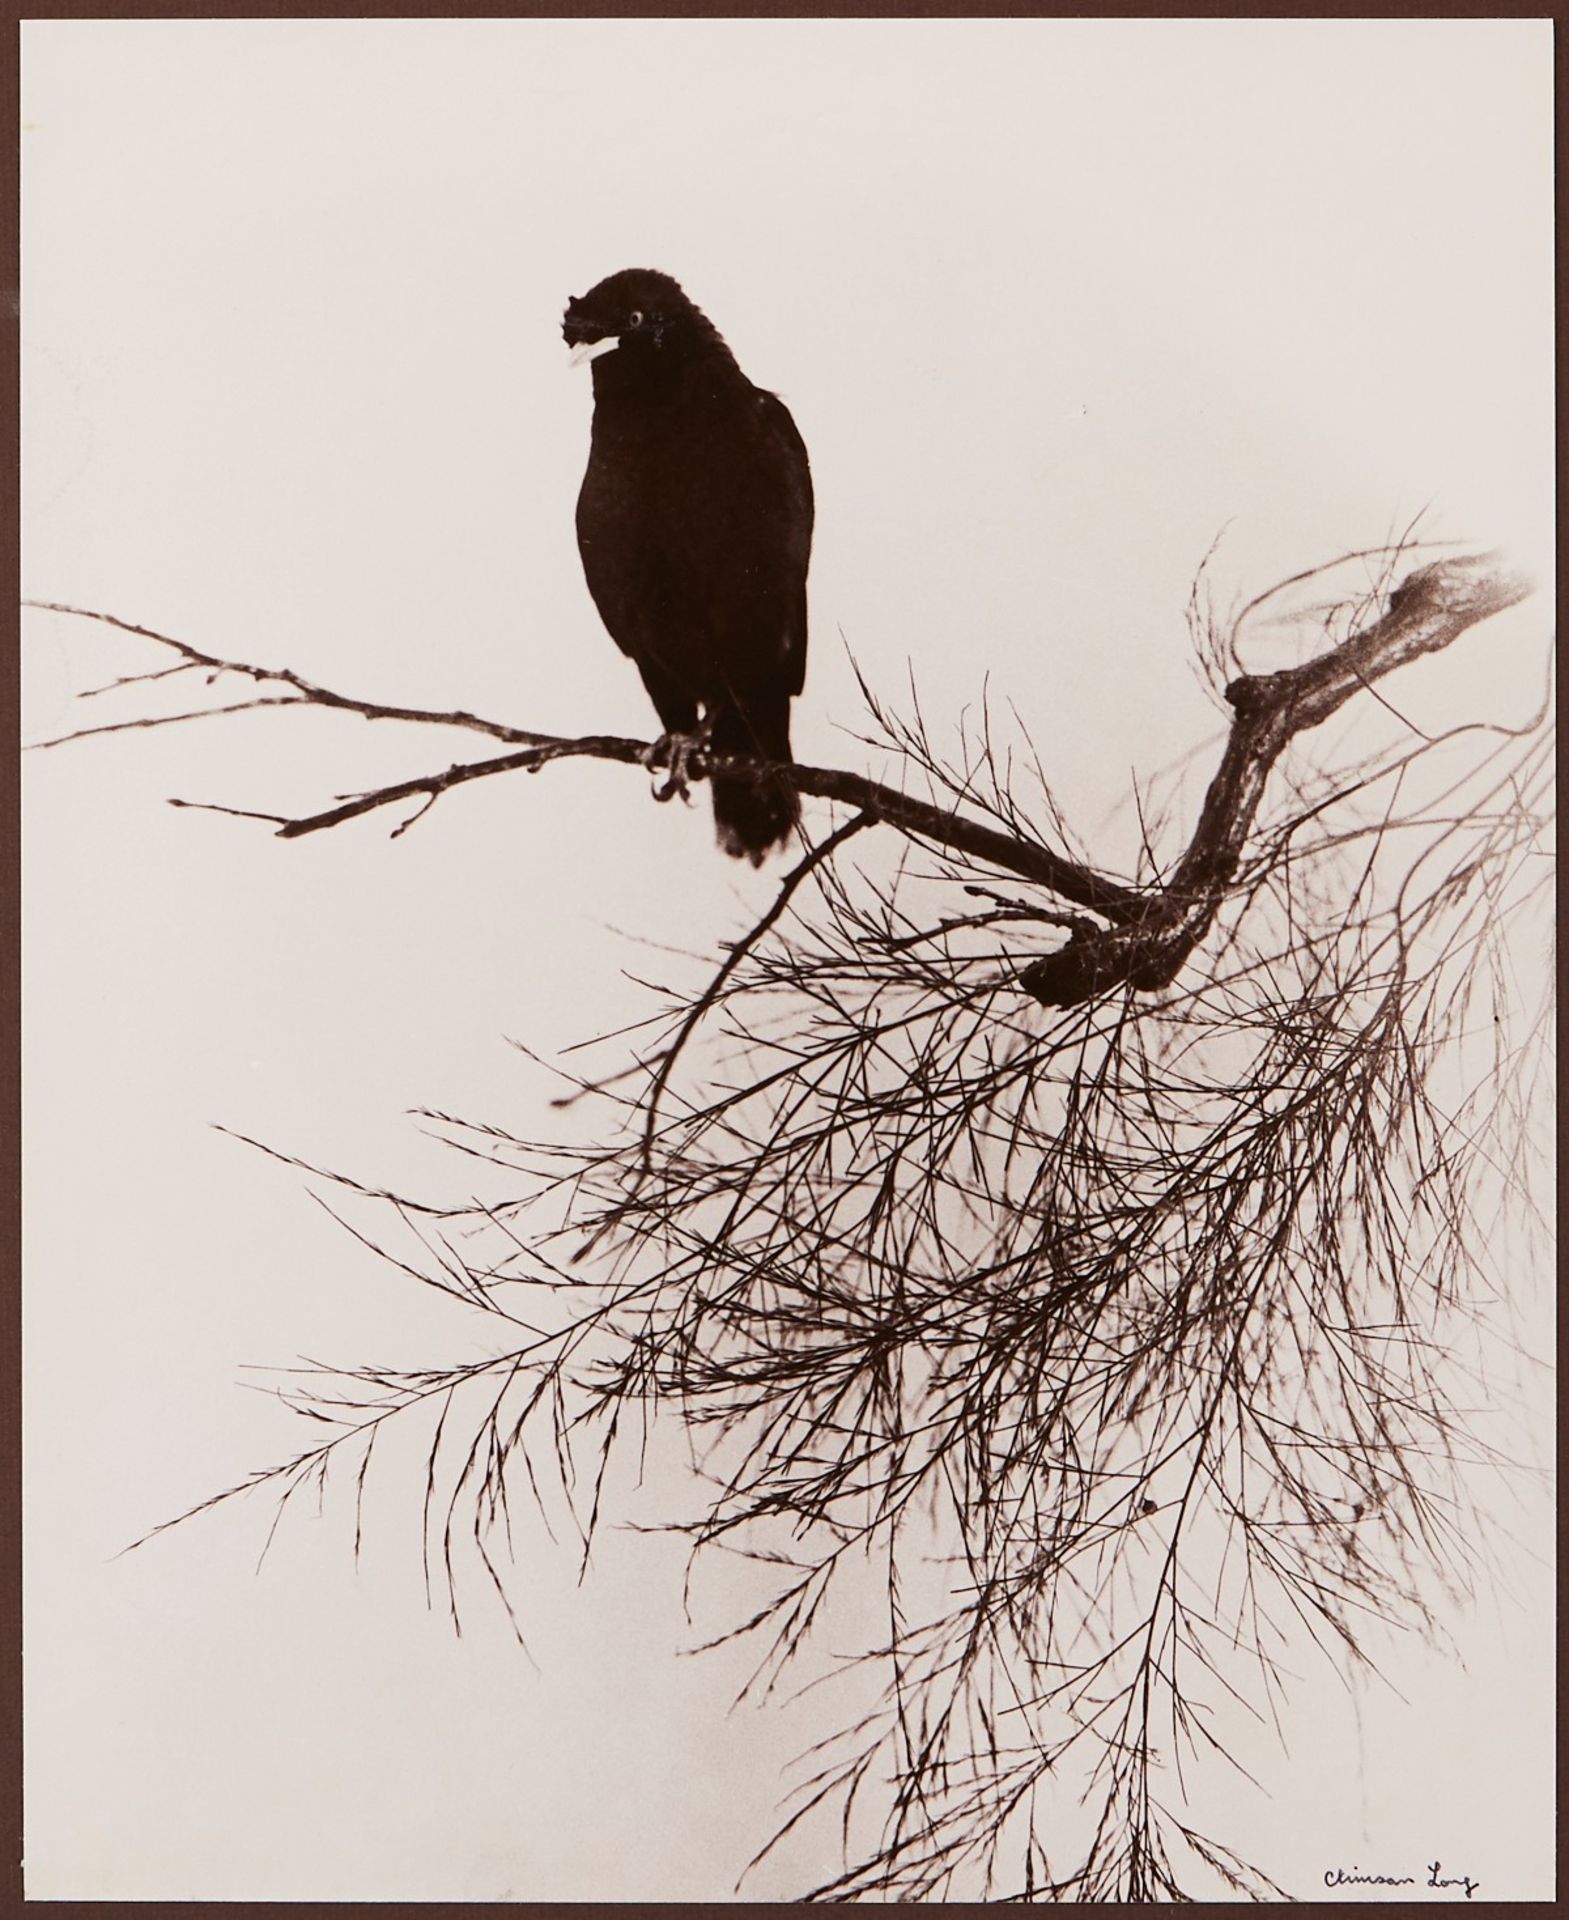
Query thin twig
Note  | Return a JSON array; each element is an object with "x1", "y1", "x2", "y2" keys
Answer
[{"x1": 639, "y1": 809, "x2": 877, "y2": 1169}]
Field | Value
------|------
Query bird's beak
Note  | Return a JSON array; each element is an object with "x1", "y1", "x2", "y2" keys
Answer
[{"x1": 568, "y1": 335, "x2": 620, "y2": 369}]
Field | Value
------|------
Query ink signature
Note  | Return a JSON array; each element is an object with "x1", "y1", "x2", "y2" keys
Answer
[{"x1": 1324, "y1": 1862, "x2": 1480, "y2": 1899}]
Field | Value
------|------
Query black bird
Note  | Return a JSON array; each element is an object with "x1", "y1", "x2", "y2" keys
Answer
[{"x1": 562, "y1": 268, "x2": 813, "y2": 864}]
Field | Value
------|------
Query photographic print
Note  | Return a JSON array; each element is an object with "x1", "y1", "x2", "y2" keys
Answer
[{"x1": 22, "y1": 16, "x2": 1554, "y2": 1902}]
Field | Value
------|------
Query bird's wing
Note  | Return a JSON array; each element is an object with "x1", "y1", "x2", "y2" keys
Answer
[{"x1": 753, "y1": 389, "x2": 813, "y2": 698}]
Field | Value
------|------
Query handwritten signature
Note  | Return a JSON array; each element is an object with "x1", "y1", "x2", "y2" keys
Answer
[{"x1": 1324, "y1": 1862, "x2": 1480, "y2": 1900}]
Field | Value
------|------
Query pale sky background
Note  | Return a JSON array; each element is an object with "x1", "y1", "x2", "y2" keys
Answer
[{"x1": 22, "y1": 17, "x2": 1553, "y2": 1902}]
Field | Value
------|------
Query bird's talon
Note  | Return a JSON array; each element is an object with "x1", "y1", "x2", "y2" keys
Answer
[{"x1": 646, "y1": 728, "x2": 707, "y2": 804}]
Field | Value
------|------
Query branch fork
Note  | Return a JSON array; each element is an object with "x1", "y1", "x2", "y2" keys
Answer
[{"x1": 1019, "y1": 552, "x2": 1531, "y2": 1006}]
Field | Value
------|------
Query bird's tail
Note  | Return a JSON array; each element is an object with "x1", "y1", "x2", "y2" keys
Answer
[{"x1": 708, "y1": 701, "x2": 799, "y2": 866}]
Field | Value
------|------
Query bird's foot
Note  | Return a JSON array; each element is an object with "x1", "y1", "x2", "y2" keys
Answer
[{"x1": 643, "y1": 727, "x2": 711, "y2": 805}]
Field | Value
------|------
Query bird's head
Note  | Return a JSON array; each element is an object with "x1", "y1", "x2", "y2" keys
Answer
[{"x1": 562, "y1": 268, "x2": 723, "y2": 370}]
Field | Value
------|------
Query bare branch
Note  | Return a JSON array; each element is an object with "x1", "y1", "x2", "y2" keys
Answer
[
  {"x1": 23, "y1": 598, "x2": 556, "y2": 747},
  {"x1": 1022, "y1": 551, "x2": 1533, "y2": 1004},
  {"x1": 27, "y1": 551, "x2": 1529, "y2": 1004}
]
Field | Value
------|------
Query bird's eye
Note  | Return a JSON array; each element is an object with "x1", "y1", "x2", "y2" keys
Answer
[{"x1": 628, "y1": 309, "x2": 645, "y2": 329}]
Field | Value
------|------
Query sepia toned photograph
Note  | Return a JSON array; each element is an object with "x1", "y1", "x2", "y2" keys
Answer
[{"x1": 22, "y1": 16, "x2": 1553, "y2": 1902}]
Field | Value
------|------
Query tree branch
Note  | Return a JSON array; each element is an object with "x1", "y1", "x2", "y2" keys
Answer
[
  {"x1": 1020, "y1": 550, "x2": 1532, "y2": 1005},
  {"x1": 23, "y1": 599, "x2": 555, "y2": 748},
  {"x1": 25, "y1": 548, "x2": 1530, "y2": 1004},
  {"x1": 23, "y1": 596, "x2": 1148, "y2": 918}
]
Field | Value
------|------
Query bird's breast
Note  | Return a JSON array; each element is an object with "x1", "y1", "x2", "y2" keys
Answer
[{"x1": 575, "y1": 366, "x2": 810, "y2": 703}]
